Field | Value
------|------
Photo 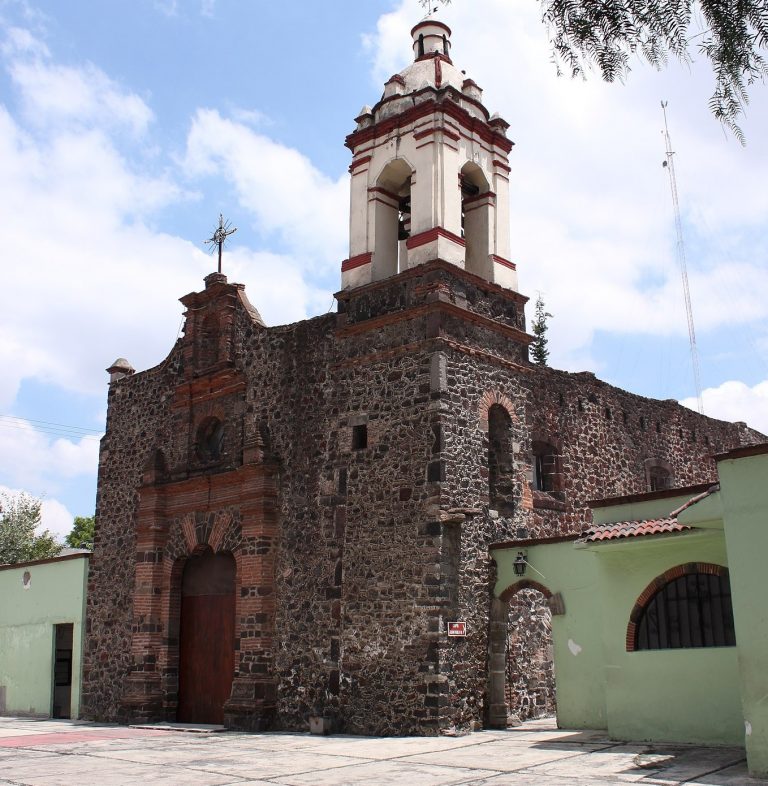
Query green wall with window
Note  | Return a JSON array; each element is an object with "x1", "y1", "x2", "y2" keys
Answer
[
  {"x1": 495, "y1": 447, "x2": 768, "y2": 775},
  {"x1": 0, "y1": 554, "x2": 89, "y2": 718},
  {"x1": 494, "y1": 532, "x2": 742, "y2": 745}
]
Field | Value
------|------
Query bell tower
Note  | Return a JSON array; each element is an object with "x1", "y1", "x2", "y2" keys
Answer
[{"x1": 342, "y1": 18, "x2": 517, "y2": 291}]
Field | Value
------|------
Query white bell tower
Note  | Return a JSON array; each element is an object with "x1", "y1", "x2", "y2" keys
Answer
[{"x1": 342, "y1": 18, "x2": 517, "y2": 292}]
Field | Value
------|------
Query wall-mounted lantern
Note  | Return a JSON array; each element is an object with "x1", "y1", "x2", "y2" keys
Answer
[{"x1": 513, "y1": 551, "x2": 527, "y2": 576}]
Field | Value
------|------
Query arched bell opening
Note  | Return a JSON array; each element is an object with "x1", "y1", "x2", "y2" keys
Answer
[
  {"x1": 460, "y1": 162, "x2": 491, "y2": 279},
  {"x1": 373, "y1": 158, "x2": 413, "y2": 281}
]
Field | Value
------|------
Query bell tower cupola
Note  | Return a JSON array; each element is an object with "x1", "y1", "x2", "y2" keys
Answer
[{"x1": 342, "y1": 18, "x2": 517, "y2": 292}]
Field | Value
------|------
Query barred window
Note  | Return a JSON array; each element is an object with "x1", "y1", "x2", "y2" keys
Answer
[{"x1": 634, "y1": 569, "x2": 735, "y2": 651}]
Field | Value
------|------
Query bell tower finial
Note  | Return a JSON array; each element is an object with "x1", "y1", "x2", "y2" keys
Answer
[{"x1": 341, "y1": 20, "x2": 517, "y2": 292}]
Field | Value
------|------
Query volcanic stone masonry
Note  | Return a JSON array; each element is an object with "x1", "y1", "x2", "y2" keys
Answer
[
  {"x1": 81, "y1": 16, "x2": 763, "y2": 735},
  {"x1": 81, "y1": 261, "x2": 762, "y2": 734}
]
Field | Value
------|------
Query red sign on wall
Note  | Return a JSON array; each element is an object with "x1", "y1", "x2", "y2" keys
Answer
[{"x1": 447, "y1": 621, "x2": 467, "y2": 637}]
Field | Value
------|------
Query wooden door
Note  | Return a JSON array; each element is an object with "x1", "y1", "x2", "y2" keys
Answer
[{"x1": 177, "y1": 550, "x2": 235, "y2": 724}]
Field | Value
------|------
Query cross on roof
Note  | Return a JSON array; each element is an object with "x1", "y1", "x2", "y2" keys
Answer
[{"x1": 204, "y1": 214, "x2": 237, "y2": 274}]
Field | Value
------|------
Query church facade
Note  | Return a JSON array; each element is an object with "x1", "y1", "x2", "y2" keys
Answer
[{"x1": 81, "y1": 19, "x2": 761, "y2": 734}]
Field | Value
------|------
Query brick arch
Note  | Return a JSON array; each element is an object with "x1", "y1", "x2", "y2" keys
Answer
[
  {"x1": 478, "y1": 390, "x2": 520, "y2": 432},
  {"x1": 625, "y1": 562, "x2": 729, "y2": 652},
  {"x1": 499, "y1": 579, "x2": 553, "y2": 603}
]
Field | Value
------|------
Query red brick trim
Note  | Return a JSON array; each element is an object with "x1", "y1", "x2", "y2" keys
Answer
[
  {"x1": 348, "y1": 155, "x2": 372, "y2": 173},
  {"x1": 499, "y1": 579, "x2": 552, "y2": 603},
  {"x1": 334, "y1": 259, "x2": 529, "y2": 307},
  {"x1": 405, "y1": 226, "x2": 465, "y2": 250},
  {"x1": 492, "y1": 255, "x2": 516, "y2": 270},
  {"x1": 492, "y1": 159, "x2": 511, "y2": 173},
  {"x1": 625, "y1": 562, "x2": 729, "y2": 651},
  {"x1": 462, "y1": 190, "x2": 496, "y2": 207},
  {"x1": 367, "y1": 185, "x2": 401, "y2": 202},
  {"x1": 413, "y1": 126, "x2": 460, "y2": 142},
  {"x1": 478, "y1": 390, "x2": 521, "y2": 431},
  {"x1": 341, "y1": 252, "x2": 372, "y2": 272},
  {"x1": 346, "y1": 96, "x2": 512, "y2": 154},
  {"x1": 386, "y1": 74, "x2": 405, "y2": 86}
]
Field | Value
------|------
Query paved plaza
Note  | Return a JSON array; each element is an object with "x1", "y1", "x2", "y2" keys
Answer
[{"x1": 0, "y1": 716, "x2": 763, "y2": 785}]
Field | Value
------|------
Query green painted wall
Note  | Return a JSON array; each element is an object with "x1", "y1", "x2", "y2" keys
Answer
[
  {"x1": 718, "y1": 449, "x2": 768, "y2": 776},
  {"x1": 0, "y1": 554, "x2": 89, "y2": 718},
  {"x1": 595, "y1": 532, "x2": 742, "y2": 745},
  {"x1": 494, "y1": 531, "x2": 743, "y2": 745},
  {"x1": 494, "y1": 541, "x2": 607, "y2": 730}
]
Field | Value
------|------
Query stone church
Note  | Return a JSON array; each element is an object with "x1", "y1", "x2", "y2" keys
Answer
[{"x1": 82, "y1": 18, "x2": 761, "y2": 734}]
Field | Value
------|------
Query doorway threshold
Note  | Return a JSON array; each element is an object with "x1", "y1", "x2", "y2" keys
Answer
[{"x1": 128, "y1": 723, "x2": 226, "y2": 734}]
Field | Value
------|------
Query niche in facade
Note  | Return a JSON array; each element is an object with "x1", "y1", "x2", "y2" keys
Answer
[
  {"x1": 199, "y1": 313, "x2": 220, "y2": 368},
  {"x1": 195, "y1": 417, "x2": 225, "y2": 464},
  {"x1": 532, "y1": 441, "x2": 563, "y2": 499},
  {"x1": 645, "y1": 459, "x2": 673, "y2": 492},
  {"x1": 488, "y1": 404, "x2": 515, "y2": 515}
]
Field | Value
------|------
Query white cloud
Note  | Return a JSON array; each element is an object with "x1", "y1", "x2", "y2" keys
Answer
[
  {"x1": 184, "y1": 109, "x2": 348, "y2": 269},
  {"x1": 10, "y1": 60, "x2": 153, "y2": 135},
  {"x1": 40, "y1": 497, "x2": 74, "y2": 539},
  {"x1": 681, "y1": 381, "x2": 768, "y2": 436},
  {"x1": 0, "y1": 418, "x2": 100, "y2": 492}
]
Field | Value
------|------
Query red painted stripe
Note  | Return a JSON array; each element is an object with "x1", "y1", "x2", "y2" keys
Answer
[
  {"x1": 406, "y1": 226, "x2": 465, "y2": 250},
  {"x1": 341, "y1": 252, "x2": 372, "y2": 272},
  {"x1": 492, "y1": 255, "x2": 516, "y2": 270}
]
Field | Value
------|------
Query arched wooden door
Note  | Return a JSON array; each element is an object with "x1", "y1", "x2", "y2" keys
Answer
[{"x1": 177, "y1": 550, "x2": 235, "y2": 724}]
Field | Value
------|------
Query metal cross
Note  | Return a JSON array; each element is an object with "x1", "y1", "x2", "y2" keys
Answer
[
  {"x1": 419, "y1": 0, "x2": 450, "y2": 14},
  {"x1": 204, "y1": 214, "x2": 237, "y2": 274}
]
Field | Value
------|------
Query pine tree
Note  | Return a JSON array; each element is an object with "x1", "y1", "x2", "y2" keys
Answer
[{"x1": 530, "y1": 295, "x2": 553, "y2": 366}]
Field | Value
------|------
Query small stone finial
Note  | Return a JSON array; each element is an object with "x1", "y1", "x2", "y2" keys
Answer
[{"x1": 107, "y1": 358, "x2": 135, "y2": 384}]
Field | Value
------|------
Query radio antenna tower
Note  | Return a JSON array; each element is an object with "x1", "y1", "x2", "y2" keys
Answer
[{"x1": 661, "y1": 101, "x2": 704, "y2": 414}]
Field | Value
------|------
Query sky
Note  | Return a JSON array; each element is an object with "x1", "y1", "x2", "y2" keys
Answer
[{"x1": 0, "y1": 0, "x2": 766, "y2": 540}]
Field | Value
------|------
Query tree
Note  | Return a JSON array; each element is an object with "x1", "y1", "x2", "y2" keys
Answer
[
  {"x1": 432, "y1": 0, "x2": 768, "y2": 141},
  {"x1": 530, "y1": 295, "x2": 553, "y2": 366},
  {"x1": 65, "y1": 515, "x2": 95, "y2": 550},
  {"x1": 0, "y1": 492, "x2": 61, "y2": 565}
]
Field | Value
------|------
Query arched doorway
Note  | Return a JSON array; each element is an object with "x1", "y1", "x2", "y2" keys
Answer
[
  {"x1": 177, "y1": 549, "x2": 235, "y2": 723},
  {"x1": 488, "y1": 582, "x2": 557, "y2": 727},
  {"x1": 505, "y1": 587, "x2": 555, "y2": 721}
]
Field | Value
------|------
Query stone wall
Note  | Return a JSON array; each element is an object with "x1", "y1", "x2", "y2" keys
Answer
[{"x1": 83, "y1": 263, "x2": 763, "y2": 734}]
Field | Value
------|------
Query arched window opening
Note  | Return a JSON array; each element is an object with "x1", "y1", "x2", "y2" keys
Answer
[
  {"x1": 631, "y1": 566, "x2": 735, "y2": 651},
  {"x1": 488, "y1": 404, "x2": 515, "y2": 515},
  {"x1": 645, "y1": 459, "x2": 673, "y2": 492},
  {"x1": 196, "y1": 417, "x2": 225, "y2": 463},
  {"x1": 648, "y1": 466, "x2": 671, "y2": 492},
  {"x1": 418, "y1": 33, "x2": 425, "y2": 57},
  {"x1": 532, "y1": 441, "x2": 563, "y2": 498},
  {"x1": 373, "y1": 159, "x2": 413, "y2": 281},
  {"x1": 460, "y1": 162, "x2": 491, "y2": 278},
  {"x1": 442, "y1": 34, "x2": 449, "y2": 56},
  {"x1": 200, "y1": 313, "x2": 219, "y2": 368}
]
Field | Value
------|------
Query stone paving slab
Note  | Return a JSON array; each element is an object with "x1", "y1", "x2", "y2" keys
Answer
[
  {"x1": 0, "y1": 716, "x2": 763, "y2": 786},
  {"x1": 269, "y1": 759, "x2": 504, "y2": 785}
]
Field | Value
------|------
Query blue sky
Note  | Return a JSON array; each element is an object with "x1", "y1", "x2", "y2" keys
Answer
[{"x1": 1, "y1": 0, "x2": 766, "y2": 538}]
